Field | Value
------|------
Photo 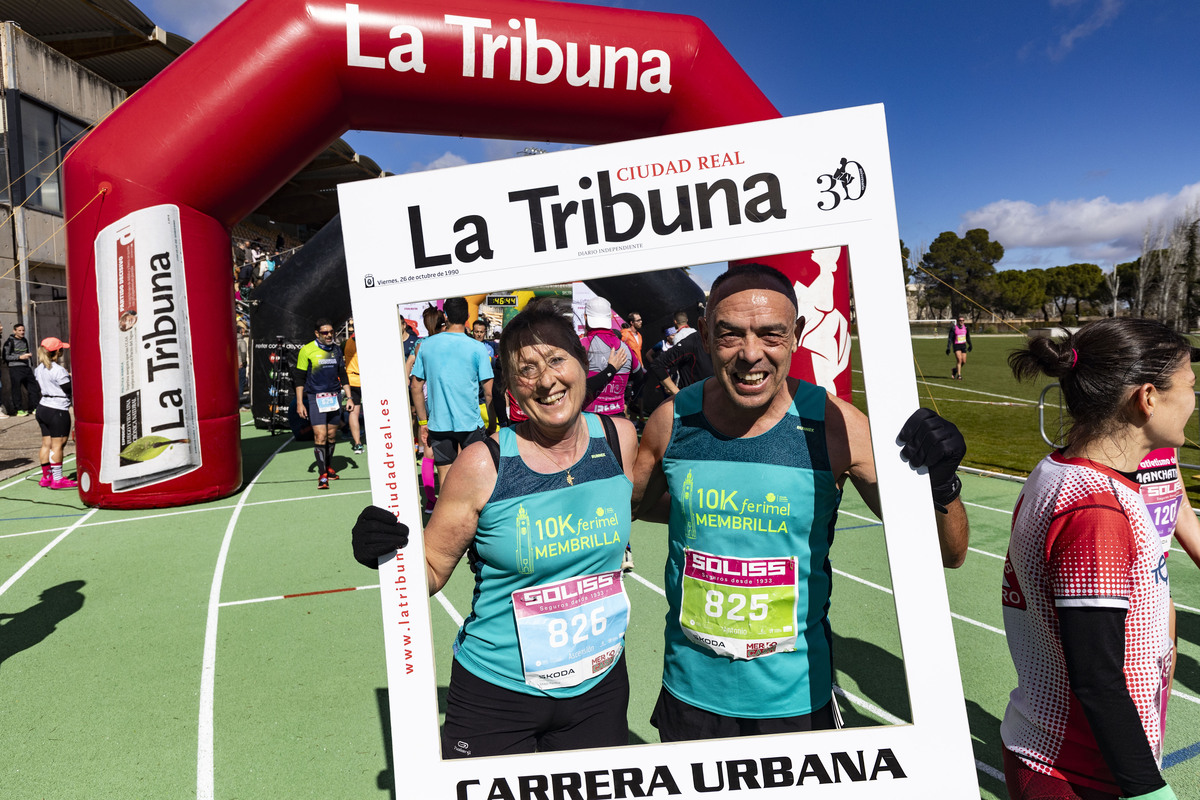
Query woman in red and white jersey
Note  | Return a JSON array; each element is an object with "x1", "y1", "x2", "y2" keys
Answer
[{"x1": 1002, "y1": 318, "x2": 1195, "y2": 800}]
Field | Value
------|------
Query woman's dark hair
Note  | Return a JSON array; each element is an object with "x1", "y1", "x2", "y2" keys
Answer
[
  {"x1": 1008, "y1": 317, "x2": 1193, "y2": 447},
  {"x1": 498, "y1": 302, "x2": 588, "y2": 390},
  {"x1": 421, "y1": 305, "x2": 446, "y2": 335}
]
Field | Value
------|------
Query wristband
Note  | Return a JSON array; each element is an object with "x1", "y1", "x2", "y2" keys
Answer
[
  {"x1": 1126, "y1": 785, "x2": 1176, "y2": 800},
  {"x1": 418, "y1": 419, "x2": 428, "y2": 426},
  {"x1": 931, "y1": 474, "x2": 962, "y2": 514}
]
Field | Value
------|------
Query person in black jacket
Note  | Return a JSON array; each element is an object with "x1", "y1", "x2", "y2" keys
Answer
[
  {"x1": 650, "y1": 326, "x2": 713, "y2": 397},
  {"x1": 3, "y1": 323, "x2": 39, "y2": 414}
]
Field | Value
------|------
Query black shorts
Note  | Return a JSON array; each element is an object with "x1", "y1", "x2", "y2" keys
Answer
[
  {"x1": 350, "y1": 386, "x2": 362, "y2": 405},
  {"x1": 650, "y1": 685, "x2": 841, "y2": 742},
  {"x1": 952, "y1": 344, "x2": 968, "y2": 353},
  {"x1": 441, "y1": 655, "x2": 629, "y2": 758},
  {"x1": 35, "y1": 406, "x2": 72, "y2": 438},
  {"x1": 305, "y1": 394, "x2": 342, "y2": 427},
  {"x1": 428, "y1": 427, "x2": 487, "y2": 466}
]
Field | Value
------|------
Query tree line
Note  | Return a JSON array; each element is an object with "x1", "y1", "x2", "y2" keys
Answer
[{"x1": 905, "y1": 202, "x2": 1200, "y2": 329}]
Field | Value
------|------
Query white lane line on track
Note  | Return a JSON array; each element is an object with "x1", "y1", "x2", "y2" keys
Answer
[
  {"x1": 1, "y1": 489, "x2": 373, "y2": 539},
  {"x1": 963, "y1": 500, "x2": 1014, "y2": 515},
  {"x1": 434, "y1": 592, "x2": 464, "y2": 626},
  {"x1": 833, "y1": 685, "x2": 904, "y2": 724},
  {"x1": 0, "y1": 506, "x2": 98, "y2": 600},
  {"x1": 851, "y1": 368, "x2": 1037, "y2": 405},
  {"x1": 198, "y1": 435, "x2": 294, "y2": 800},
  {"x1": 220, "y1": 584, "x2": 382, "y2": 607},
  {"x1": 0, "y1": 455, "x2": 78, "y2": 492},
  {"x1": 975, "y1": 759, "x2": 1006, "y2": 783},
  {"x1": 914, "y1": 380, "x2": 1036, "y2": 405},
  {"x1": 625, "y1": 569, "x2": 666, "y2": 597}
]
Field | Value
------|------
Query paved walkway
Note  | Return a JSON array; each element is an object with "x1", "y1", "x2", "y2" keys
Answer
[{"x1": 0, "y1": 412, "x2": 77, "y2": 484}]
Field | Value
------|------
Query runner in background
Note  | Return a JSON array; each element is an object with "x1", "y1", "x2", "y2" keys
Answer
[
  {"x1": 34, "y1": 338, "x2": 77, "y2": 489},
  {"x1": 580, "y1": 297, "x2": 635, "y2": 418},
  {"x1": 410, "y1": 298, "x2": 494, "y2": 492},
  {"x1": 946, "y1": 315, "x2": 971, "y2": 380},
  {"x1": 295, "y1": 318, "x2": 354, "y2": 490},
  {"x1": 1134, "y1": 447, "x2": 1200, "y2": 697}
]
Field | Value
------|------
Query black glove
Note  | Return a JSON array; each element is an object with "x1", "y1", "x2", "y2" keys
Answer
[
  {"x1": 967, "y1": 344, "x2": 972, "y2": 352},
  {"x1": 898, "y1": 408, "x2": 965, "y2": 510},
  {"x1": 945, "y1": 347, "x2": 950, "y2": 356},
  {"x1": 352, "y1": 505, "x2": 410, "y2": 569}
]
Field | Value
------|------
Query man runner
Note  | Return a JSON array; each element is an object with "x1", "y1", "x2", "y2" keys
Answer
[
  {"x1": 296, "y1": 318, "x2": 354, "y2": 489},
  {"x1": 632, "y1": 263, "x2": 969, "y2": 741}
]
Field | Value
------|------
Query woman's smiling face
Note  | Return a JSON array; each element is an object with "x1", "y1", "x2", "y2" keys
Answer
[{"x1": 510, "y1": 344, "x2": 587, "y2": 435}]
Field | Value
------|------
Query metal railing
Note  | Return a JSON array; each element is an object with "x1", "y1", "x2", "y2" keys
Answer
[{"x1": 1038, "y1": 383, "x2": 1200, "y2": 471}]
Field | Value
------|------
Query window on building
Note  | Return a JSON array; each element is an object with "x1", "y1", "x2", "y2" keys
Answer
[
  {"x1": 19, "y1": 99, "x2": 87, "y2": 215},
  {"x1": 0, "y1": 131, "x2": 9, "y2": 205}
]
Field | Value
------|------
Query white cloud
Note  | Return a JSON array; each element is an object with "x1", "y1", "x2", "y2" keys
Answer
[
  {"x1": 961, "y1": 182, "x2": 1200, "y2": 265},
  {"x1": 1046, "y1": 0, "x2": 1123, "y2": 59},
  {"x1": 406, "y1": 152, "x2": 469, "y2": 172},
  {"x1": 142, "y1": 0, "x2": 243, "y2": 41}
]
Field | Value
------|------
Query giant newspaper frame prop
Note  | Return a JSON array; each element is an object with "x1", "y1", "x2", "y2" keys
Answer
[{"x1": 340, "y1": 105, "x2": 978, "y2": 798}]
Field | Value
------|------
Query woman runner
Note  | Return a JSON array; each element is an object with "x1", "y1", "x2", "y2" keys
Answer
[
  {"x1": 354, "y1": 306, "x2": 638, "y2": 757},
  {"x1": 1001, "y1": 318, "x2": 1190, "y2": 800}
]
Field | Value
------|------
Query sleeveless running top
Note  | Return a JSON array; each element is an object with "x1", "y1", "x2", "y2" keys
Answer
[
  {"x1": 661, "y1": 379, "x2": 842, "y2": 718},
  {"x1": 453, "y1": 413, "x2": 632, "y2": 697}
]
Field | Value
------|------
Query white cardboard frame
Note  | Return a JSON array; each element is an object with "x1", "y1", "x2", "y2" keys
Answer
[{"x1": 339, "y1": 105, "x2": 978, "y2": 799}]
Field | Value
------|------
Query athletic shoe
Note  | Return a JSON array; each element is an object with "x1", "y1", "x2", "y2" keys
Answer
[
  {"x1": 17, "y1": 410, "x2": 30, "y2": 416},
  {"x1": 50, "y1": 477, "x2": 78, "y2": 490},
  {"x1": 326, "y1": 467, "x2": 340, "y2": 480},
  {"x1": 622, "y1": 547, "x2": 635, "y2": 572},
  {"x1": 318, "y1": 477, "x2": 330, "y2": 490},
  {"x1": 39, "y1": 475, "x2": 52, "y2": 487},
  {"x1": 352, "y1": 444, "x2": 364, "y2": 454},
  {"x1": 0, "y1": 409, "x2": 9, "y2": 418},
  {"x1": 951, "y1": 367, "x2": 958, "y2": 379}
]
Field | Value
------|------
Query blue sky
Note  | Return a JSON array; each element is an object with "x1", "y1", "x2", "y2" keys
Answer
[{"x1": 143, "y1": 0, "x2": 1200, "y2": 284}]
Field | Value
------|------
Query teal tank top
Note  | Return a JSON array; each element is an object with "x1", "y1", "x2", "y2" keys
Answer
[
  {"x1": 661, "y1": 379, "x2": 841, "y2": 718},
  {"x1": 453, "y1": 413, "x2": 632, "y2": 697}
]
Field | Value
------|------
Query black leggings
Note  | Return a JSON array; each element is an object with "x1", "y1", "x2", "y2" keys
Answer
[{"x1": 441, "y1": 655, "x2": 629, "y2": 758}]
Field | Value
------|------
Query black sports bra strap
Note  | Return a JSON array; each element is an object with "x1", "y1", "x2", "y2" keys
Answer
[
  {"x1": 598, "y1": 413, "x2": 623, "y2": 469},
  {"x1": 484, "y1": 436, "x2": 501, "y2": 471}
]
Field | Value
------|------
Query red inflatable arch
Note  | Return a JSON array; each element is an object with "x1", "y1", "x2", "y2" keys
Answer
[{"x1": 64, "y1": 0, "x2": 849, "y2": 509}]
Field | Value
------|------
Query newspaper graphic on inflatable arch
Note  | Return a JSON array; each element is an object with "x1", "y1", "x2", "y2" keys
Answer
[
  {"x1": 340, "y1": 105, "x2": 979, "y2": 799},
  {"x1": 93, "y1": 205, "x2": 202, "y2": 492}
]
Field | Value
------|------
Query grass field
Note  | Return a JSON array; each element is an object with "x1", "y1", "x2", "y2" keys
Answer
[
  {"x1": 869, "y1": 334, "x2": 1200, "y2": 494},
  {"x1": 1, "y1": 341, "x2": 1199, "y2": 799}
]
